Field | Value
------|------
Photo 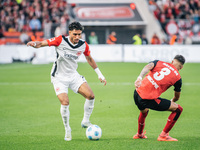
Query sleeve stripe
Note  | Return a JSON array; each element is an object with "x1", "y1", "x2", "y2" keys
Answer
[
  {"x1": 47, "y1": 35, "x2": 62, "y2": 46},
  {"x1": 83, "y1": 42, "x2": 90, "y2": 56}
]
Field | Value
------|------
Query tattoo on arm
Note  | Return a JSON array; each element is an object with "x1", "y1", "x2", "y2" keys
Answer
[{"x1": 139, "y1": 63, "x2": 154, "y2": 78}]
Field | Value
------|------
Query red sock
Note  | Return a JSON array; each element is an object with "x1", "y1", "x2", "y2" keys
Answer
[
  {"x1": 163, "y1": 105, "x2": 183, "y2": 133},
  {"x1": 138, "y1": 111, "x2": 148, "y2": 134}
]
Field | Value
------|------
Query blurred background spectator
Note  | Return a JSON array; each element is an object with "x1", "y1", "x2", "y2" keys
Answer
[
  {"x1": 161, "y1": 37, "x2": 168, "y2": 44},
  {"x1": 29, "y1": 16, "x2": 41, "y2": 31},
  {"x1": 133, "y1": 34, "x2": 142, "y2": 45},
  {"x1": 106, "y1": 31, "x2": 117, "y2": 44},
  {"x1": 0, "y1": 27, "x2": 4, "y2": 38},
  {"x1": 88, "y1": 31, "x2": 99, "y2": 44},
  {"x1": 31, "y1": 30, "x2": 42, "y2": 41},
  {"x1": 0, "y1": 27, "x2": 6, "y2": 45},
  {"x1": 151, "y1": 33, "x2": 161, "y2": 44},
  {"x1": 141, "y1": 34, "x2": 149, "y2": 45},
  {"x1": 184, "y1": 35, "x2": 193, "y2": 44},
  {"x1": 43, "y1": 19, "x2": 52, "y2": 39},
  {"x1": 19, "y1": 29, "x2": 30, "y2": 44},
  {"x1": 169, "y1": 35, "x2": 177, "y2": 45}
]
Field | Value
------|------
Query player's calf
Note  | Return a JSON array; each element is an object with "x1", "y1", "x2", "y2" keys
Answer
[{"x1": 162, "y1": 104, "x2": 183, "y2": 134}]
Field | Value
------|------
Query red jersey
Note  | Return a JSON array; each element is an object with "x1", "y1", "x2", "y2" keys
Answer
[{"x1": 137, "y1": 60, "x2": 181, "y2": 99}]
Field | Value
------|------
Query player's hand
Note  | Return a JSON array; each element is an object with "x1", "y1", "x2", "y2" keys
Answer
[
  {"x1": 27, "y1": 41, "x2": 36, "y2": 47},
  {"x1": 99, "y1": 78, "x2": 107, "y2": 86},
  {"x1": 135, "y1": 78, "x2": 142, "y2": 89},
  {"x1": 94, "y1": 68, "x2": 106, "y2": 86}
]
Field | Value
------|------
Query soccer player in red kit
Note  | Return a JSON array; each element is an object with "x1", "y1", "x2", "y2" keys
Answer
[
  {"x1": 27, "y1": 22, "x2": 106, "y2": 141},
  {"x1": 133, "y1": 55, "x2": 185, "y2": 141}
]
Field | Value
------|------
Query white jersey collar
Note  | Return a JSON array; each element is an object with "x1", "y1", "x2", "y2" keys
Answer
[{"x1": 66, "y1": 36, "x2": 78, "y2": 47}]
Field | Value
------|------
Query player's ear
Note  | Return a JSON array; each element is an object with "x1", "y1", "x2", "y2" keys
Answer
[
  {"x1": 178, "y1": 62, "x2": 184, "y2": 70},
  {"x1": 180, "y1": 65, "x2": 183, "y2": 70}
]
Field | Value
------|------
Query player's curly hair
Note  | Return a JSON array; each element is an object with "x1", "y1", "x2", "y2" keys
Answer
[
  {"x1": 68, "y1": 21, "x2": 84, "y2": 31},
  {"x1": 174, "y1": 55, "x2": 185, "y2": 65}
]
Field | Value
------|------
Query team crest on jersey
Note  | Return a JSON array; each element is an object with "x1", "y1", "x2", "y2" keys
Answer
[
  {"x1": 76, "y1": 51, "x2": 82, "y2": 56},
  {"x1": 56, "y1": 87, "x2": 60, "y2": 92}
]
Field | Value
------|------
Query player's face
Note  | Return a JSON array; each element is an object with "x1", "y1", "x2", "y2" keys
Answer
[
  {"x1": 172, "y1": 59, "x2": 183, "y2": 70},
  {"x1": 69, "y1": 29, "x2": 82, "y2": 44}
]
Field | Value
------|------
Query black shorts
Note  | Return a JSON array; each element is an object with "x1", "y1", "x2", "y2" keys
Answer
[{"x1": 134, "y1": 90, "x2": 171, "y2": 111}]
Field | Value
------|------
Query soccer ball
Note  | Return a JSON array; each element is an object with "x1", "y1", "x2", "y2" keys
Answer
[{"x1": 86, "y1": 125, "x2": 102, "y2": 140}]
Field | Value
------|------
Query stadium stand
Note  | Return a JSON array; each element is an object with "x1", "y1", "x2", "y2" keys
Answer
[
  {"x1": 148, "y1": 0, "x2": 200, "y2": 44},
  {"x1": 0, "y1": 0, "x2": 199, "y2": 45},
  {"x1": 0, "y1": 0, "x2": 69, "y2": 45}
]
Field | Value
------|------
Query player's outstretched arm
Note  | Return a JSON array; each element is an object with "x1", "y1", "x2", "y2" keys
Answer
[
  {"x1": 85, "y1": 55, "x2": 107, "y2": 86},
  {"x1": 135, "y1": 62, "x2": 154, "y2": 89},
  {"x1": 27, "y1": 40, "x2": 48, "y2": 48}
]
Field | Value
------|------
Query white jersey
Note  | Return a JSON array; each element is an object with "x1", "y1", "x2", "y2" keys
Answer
[{"x1": 47, "y1": 35, "x2": 90, "y2": 77}]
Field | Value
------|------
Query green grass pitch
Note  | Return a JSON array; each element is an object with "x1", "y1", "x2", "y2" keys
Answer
[{"x1": 0, "y1": 62, "x2": 200, "y2": 150}]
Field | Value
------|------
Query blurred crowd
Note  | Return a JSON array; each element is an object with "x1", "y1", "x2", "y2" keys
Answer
[
  {"x1": 149, "y1": 0, "x2": 200, "y2": 20},
  {"x1": 148, "y1": 0, "x2": 200, "y2": 44},
  {"x1": 0, "y1": 0, "x2": 69, "y2": 38},
  {"x1": 0, "y1": 0, "x2": 200, "y2": 45}
]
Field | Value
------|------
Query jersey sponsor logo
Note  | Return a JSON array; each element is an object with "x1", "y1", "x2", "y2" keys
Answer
[
  {"x1": 147, "y1": 75, "x2": 159, "y2": 89},
  {"x1": 64, "y1": 51, "x2": 78, "y2": 60}
]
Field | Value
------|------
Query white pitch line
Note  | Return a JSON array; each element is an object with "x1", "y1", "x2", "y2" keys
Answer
[
  {"x1": 0, "y1": 82, "x2": 50, "y2": 85},
  {"x1": 0, "y1": 82, "x2": 199, "y2": 86},
  {"x1": 183, "y1": 83, "x2": 200, "y2": 85}
]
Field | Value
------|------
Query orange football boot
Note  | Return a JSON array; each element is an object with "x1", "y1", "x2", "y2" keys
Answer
[
  {"x1": 157, "y1": 133, "x2": 178, "y2": 141},
  {"x1": 133, "y1": 131, "x2": 147, "y2": 139}
]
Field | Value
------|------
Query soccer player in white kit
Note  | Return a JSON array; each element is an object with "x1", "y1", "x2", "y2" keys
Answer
[{"x1": 27, "y1": 22, "x2": 107, "y2": 141}]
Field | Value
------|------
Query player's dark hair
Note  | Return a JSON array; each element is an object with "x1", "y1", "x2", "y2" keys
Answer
[
  {"x1": 68, "y1": 22, "x2": 83, "y2": 31},
  {"x1": 174, "y1": 55, "x2": 185, "y2": 65}
]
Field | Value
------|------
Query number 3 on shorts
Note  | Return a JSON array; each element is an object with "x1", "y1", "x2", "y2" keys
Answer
[{"x1": 153, "y1": 68, "x2": 171, "y2": 81}]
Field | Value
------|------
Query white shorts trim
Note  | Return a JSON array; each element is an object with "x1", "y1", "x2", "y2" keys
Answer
[{"x1": 51, "y1": 72, "x2": 87, "y2": 95}]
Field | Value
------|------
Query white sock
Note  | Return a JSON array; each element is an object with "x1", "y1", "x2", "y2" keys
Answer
[
  {"x1": 83, "y1": 99, "x2": 95, "y2": 122},
  {"x1": 60, "y1": 104, "x2": 70, "y2": 130}
]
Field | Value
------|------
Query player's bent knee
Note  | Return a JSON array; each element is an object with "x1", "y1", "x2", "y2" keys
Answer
[
  {"x1": 59, "y1": 98, "x2": 69, "y2": 105},
  {"x1": 88, "y1": 95, "x2": 95, "y2": 100},
  {"x1": 62, "y1": 101, "x2": 69, "y2": 105},
  {"x1": 58, "y1": 97, "x2": 69, "y2": 105},
  {"x1": 169, "y1": 102, "x2": 179, "y2": 112},
  {"x1": 88, "y1": 94, "x2": 95, "y2": 100},
  {"x1": 177, "y1": 104, "x2": 183, "y2": 112}
]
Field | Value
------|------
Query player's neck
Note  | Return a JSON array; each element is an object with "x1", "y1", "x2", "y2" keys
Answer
[{"x1": 69, "y1": 37, "x2": 78, "y2": 45}]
